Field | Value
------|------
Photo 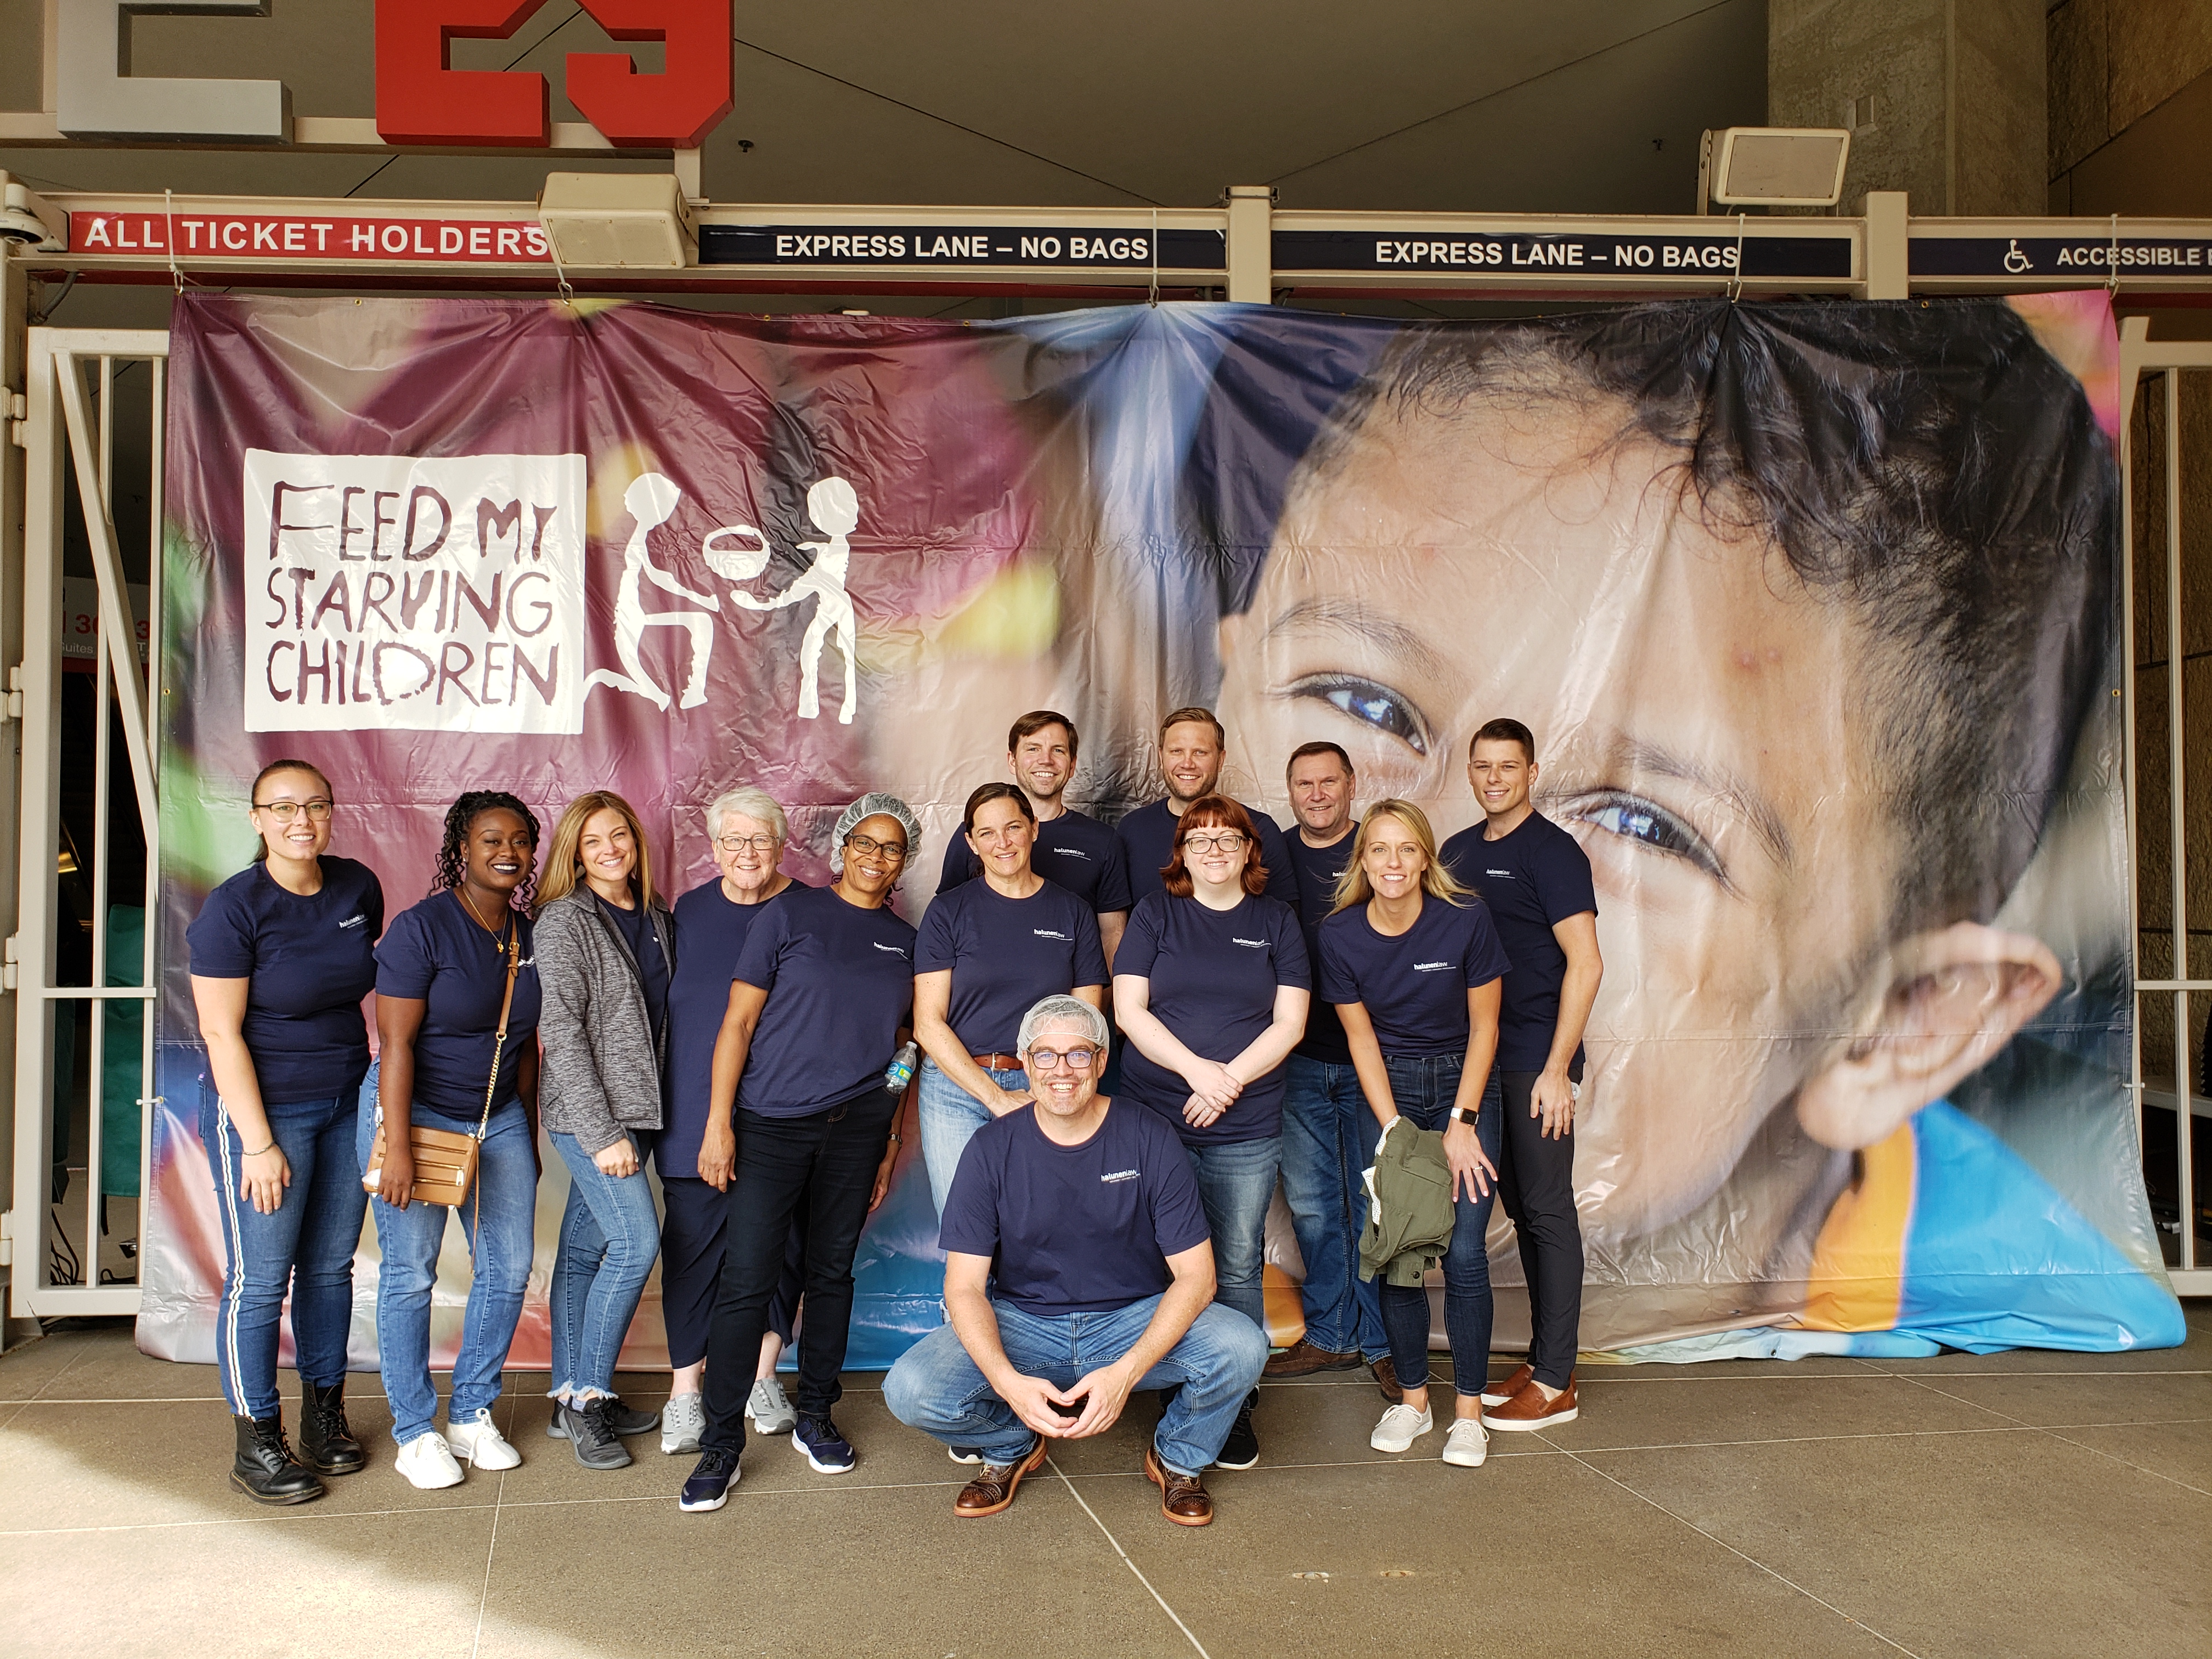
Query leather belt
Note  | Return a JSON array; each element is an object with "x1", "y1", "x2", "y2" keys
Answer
[{"x1": 970, "y1": 1052, "x2": 1023, "y2": 1072}]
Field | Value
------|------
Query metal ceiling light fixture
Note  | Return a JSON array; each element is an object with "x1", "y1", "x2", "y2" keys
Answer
[
  {"x1": 537, "y1": 173, "x2": 698, "y2": 269},
  {"x1": 1695, "y1": 127, "x2": 1852, "y2": 213},
  {"x1": 0, "y1": 177, "x2": 66, "y2": 250}
]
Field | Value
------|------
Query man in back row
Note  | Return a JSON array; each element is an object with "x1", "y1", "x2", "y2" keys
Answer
[{"x1": 1116, "y1": 707, "x2": 1301, "y2": 913}]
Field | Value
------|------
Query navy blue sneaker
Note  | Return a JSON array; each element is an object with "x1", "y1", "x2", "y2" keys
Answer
[
  {"x1": 792, "y1": 1414, "x2": 856, "y2": 1474},
  {"x1": 678, "y1": 1446, "x2": 741, "y2": 1512}
]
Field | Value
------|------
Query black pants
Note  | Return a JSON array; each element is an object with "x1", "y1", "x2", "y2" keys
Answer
[
  {"x1": 658, "y1": 1176, "x2": 805, "y2": 1370},
  {"x1": 1497, "y1": 1069, "x2": 1583, "y2": 1389},
  {"x1": 701, "y1": 1087, "x2": 894, "y2": 1451}
]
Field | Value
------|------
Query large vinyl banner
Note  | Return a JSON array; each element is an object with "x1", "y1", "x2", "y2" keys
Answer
[{"x1": 141, "y1": 291, "x2": 2185, "y2": 1373}]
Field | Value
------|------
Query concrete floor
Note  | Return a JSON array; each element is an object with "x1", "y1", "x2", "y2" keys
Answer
[{"x1": 2, "y1": 1311, "x2": 2207, "y2": 1659}]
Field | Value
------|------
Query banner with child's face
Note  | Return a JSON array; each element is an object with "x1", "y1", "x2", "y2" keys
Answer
[{"x1": 140, "y1": 291, "x2": 2183, "y2": 1374}]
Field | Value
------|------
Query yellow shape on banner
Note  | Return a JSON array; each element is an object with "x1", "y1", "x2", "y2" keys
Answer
[
  {"x1": 588, "y1": 442, "x2": 661, "y2": 542},
  {"x1": 1799, "y1": 1122, "x2": 1915, "y2": 1333},
  {"x1": 939, "y1": 562, "x2": 1059, "y2": 657}
]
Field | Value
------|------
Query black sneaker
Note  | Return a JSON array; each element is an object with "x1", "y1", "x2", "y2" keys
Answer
[
  {"x1": 947, "y1": 1446, "x2": 985, "y2": 1465},
  {"x1": 560, "y1": 1400, "x2": 633, "y2": 1471},
  {"x1": 1214, "y1": 1402, "x2": 1260, "y2": 1471},
  {"x1": 679, "y1": 1446, "x2": 741, "y2": 1512},
  {"x1": 597, "y1": 1395, "x2": 660, "y2": 1437},
  {"x1": 791, "y1": 1414, "x2": 856, "y2": 1474}
]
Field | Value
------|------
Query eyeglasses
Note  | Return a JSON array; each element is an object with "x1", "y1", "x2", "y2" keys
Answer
[
  {"x1": 843, "y1": 833, "x2": 908, "y2": 861},
  {"x1": 716, "y1": 834, "x2": 781, "y2": 853},
  {"x1": 1026, "y1": 1046, "x2": 1101, "y2": 1070},
  {"x1": 1180, "y1": 832, "x2": 1246, "y2": 854},
  {"x1": 253, "y1": 798, "x2": 332, "y2": 822}
]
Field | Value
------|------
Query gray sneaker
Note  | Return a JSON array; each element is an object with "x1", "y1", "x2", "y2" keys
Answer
[
  {"x1": 746, "y1": 1378, "x2": 798, "y2": 1436},
  {"x1": 558, "y1": 1400, "x2": 632, "y2": 1471},
  {"x1": 660, "y1": 1391, "x2": 706, "y2": 1456}
]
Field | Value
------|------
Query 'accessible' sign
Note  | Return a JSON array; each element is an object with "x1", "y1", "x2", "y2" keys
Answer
[
  {"x1": 69, "y1": 211, "x2": 549, "y2": 262},
  {"x1": 699, "y1": 225, "x2": 1227, "y2": 271},
  {"x1": 1271, "y1": 229, "x2": 1854, "y2": 279},
  {"x1": 1910, "y1": 234, "x2": 2212, "y2": 277}
]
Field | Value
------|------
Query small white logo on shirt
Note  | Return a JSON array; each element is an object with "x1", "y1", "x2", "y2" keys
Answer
[
  {"x1": 1050, "y1": 848, "x2": 1090, "y2": 860},
  {"x1": 338, "y1": 914, "x2": 367, "y2": 929},
  {"x1": 1485, "y1": 869, "x2": 1512, "y2": 880},
  {"x1": 1413, "y1": 961, "x2": 1452, "y2": 972},
  {"x1": 1032, "y1": 929, "x2": 1072, "y2": 941},
  {"x1": 872, "y1": 941, "x2": 909, "y2": 958},
  {"x1": 1101, "y1": 1169, "x2": 1139, "y2": 1183},
  {"x1": 1231, "y1": 937, "x2": 1268, "y2": 949}
]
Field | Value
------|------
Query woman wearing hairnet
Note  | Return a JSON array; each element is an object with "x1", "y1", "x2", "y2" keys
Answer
[{"x1": 679, "y1": 794, "x2": 924, "y2": 1510}]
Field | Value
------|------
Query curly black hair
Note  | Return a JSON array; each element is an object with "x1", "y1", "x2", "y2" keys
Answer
[{"x1": 431, "y1": 791, "x2": 540, "y2": 910}]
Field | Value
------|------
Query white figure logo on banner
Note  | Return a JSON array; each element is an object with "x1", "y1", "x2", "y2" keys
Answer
[
  {"x1": 726, "y1": 476, "x2": 861, "y2": 724},
  {"x1": 583, "y1": 472, "x2": 720, "y2": 711}
]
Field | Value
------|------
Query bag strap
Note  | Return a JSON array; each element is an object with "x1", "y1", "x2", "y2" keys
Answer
[{"x1": 475, "y1": 914, "x2": 522, "y2": 1141}]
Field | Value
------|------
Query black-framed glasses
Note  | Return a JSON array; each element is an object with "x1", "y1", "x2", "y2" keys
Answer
[
  {"x1": 253, "y1": 798, "x2": 333, "y2": 822},
  {"x1": 844, "y1": 832, "x2": 908, "y2": 861},
  {"x1": 716, "y1": 834, "x2": 781, "y2": 853},
  {"x1": 1026, "y1": 1046, "x2": 1101, "y2": 1070},
  {"x1": 1180, "y1": 832, "x2": 1246, "y2": 854}
]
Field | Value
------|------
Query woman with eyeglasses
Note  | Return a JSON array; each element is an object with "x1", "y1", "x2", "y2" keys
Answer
[
  {"x1": 187, "y1": 759, "x2": 382, "y2": 1504},
  {"x1": 360, "y1": 791, "x2": 543, "y2": 1491},
  {"x1": 657, "y1": 787, "x2": 812, "y2": 1457},
  {"x1": 1113, "y1": 793, "x2": 1310, "y2": 1473},
  {"x1": 913, "y1": 782, "x2": 1109, "y2": 1218},
  {"x1": 680, "y1": 793, "x2": 923, "y2": 1512}
]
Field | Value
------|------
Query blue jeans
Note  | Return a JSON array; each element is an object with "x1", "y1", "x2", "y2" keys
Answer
[
  {"x1": 203, "y1": 1084, "x2": 369, "y2": 1420},
  {"x1": 356, "y1": 1065, "x2": 540, "y2": 1445},
  {"x1": 1182, "y1": 1135, "x2": 1280, "y2": 1334},
  {"x1": 884, "y1": 1295, "x2": 1268, "y2": 1476},
  {"x1": 1375, "y1": 1055, "x2": 1502, "y2": 1400},
  {"x1": 918, "y1": 1056, "x2": 1027, "y2": 1219},
  {"x1": 549, "y1": 1130, "x2": 662, "y2": 1399},
  {"x1": 1279, "y1": 1055, "x2": 1387, "y2": 1359}
]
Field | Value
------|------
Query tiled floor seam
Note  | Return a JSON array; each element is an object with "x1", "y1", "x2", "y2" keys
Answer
[
  {"x1": 1546, "y1": 1440, "x2": 1929, "y2": 1658},
  {"x1": 1883, "y1": 1370, "x2": 2212, "y2": 1500},
  {"x1": 1048, "y1": 1458, "x2": 1211, "y2": 1659}
]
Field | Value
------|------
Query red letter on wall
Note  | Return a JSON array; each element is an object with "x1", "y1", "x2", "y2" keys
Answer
[
  {"x1": 567, "y1": 0, "x2": 733, "y2": 149},
  {"x1": 377, "y1": 0, "x2": 554, "y2": 146}
]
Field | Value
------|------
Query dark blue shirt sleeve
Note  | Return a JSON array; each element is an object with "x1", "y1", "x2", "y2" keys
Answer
[
  {"x1": 936, "y1": 1134, "x2": 1001, "y2": 1257},
  {"x1": 1535, "y1": 834, "x2": 1598, "y2": 925},
  {"x1": 1317, "y1": 921, "x2": 1359, "y2": 1007},
  {"x1": 1094, "y1": 836, "x2": 1133, "y2": 913},
  {"x1": 374, "y1": 906, "x2": 437, "y2": 998},
  {"x1": 732, "y1": 897, "x2": 791, "y2": 992},
  {"x1": 1462, "y1": 902, "x2": 1513, "y2": 986},
  {"x1": 913, "y1": 891, "x2": 960, "y2": 974},
  {"x1": 185, "y1": 882, "x2": 258, "y2": 978},
  {"x1": 1071, "y1": 906, "x2": 1108, "y2": 988},
  {"x1": 1114, "y1": 895, "x2": 1165, "y2": 978},
  {"x1": 1145, "y1": 1121, "x2": 1212, "y2": 1256},
  {"x1": 1273, "y1": 905, "x2": 1312, "y2": 990}
]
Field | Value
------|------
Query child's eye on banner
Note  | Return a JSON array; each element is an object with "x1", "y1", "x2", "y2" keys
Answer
[
  {"x1": 1567, "y1": 791, "x2": 1728, "y2": 884},
  {"x1": 1288, "y1": 674, "x2": 1431, "y2": 755}
]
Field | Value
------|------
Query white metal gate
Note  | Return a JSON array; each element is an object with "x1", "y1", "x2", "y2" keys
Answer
[{"x1": 5, "y1": 328, "x2": 165, "y2": 1317}]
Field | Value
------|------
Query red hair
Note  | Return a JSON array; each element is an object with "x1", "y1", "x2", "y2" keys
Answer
[{"x1": 1160, "y1": 794, "x2": 1269, "y2": 898}]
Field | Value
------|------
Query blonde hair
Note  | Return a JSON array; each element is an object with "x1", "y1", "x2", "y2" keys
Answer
[
  {"x1": 1330, "y1": 799, "x2": 1474, "y2": 913},
  {"x1": 538, "y1": 790, "x2": 656, "y2": 909}
]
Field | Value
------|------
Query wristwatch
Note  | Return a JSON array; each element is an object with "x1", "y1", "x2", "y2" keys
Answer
[{"x1": 1448, "y1": 1105, "x2": 1480, "y2": 1126}]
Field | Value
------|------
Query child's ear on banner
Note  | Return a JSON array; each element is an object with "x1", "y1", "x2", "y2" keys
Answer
[{"x1": 1795, "y1": 921, "x2": 2063, "y2": 1152}]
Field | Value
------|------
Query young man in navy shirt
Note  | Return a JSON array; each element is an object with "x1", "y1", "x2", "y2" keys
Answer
[
  {"x1": 1263, "y1": 742, "x2": 1392, "y2": 1389},
  {"x1": 884, "y1": 995, "x2": 1267, "y2": 1527},
  {"x1": 936, "y1": 710, "x2": 1133, "y2": 963},
  {"x1": 1440, "y1": 718, "x2": 1602, "y2": 1429},
  {"x1": 1114, "y1": 707, "x2": 1300, "y2": 913}
]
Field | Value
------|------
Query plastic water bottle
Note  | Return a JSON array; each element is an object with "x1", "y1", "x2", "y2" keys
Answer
[{"x1": 883, "y1": 1040, "x2": 919, "y2": 1093}]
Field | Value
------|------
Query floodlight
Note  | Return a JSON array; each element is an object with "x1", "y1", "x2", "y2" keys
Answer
[
  {"x1": 1697, "y1": 128, "x2": 1852, "y2": 211},
  {"x1": 537, "y1": 173, "x2": 696, "y2": 269}
]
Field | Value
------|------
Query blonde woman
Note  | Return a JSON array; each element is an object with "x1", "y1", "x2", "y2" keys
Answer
[
  {"x1": 535, "y1": 790, "x2": 674, "y2": 1471},
  {"x1": 1314, "y1": 800, "x2": 1509, "y2": 1470}
]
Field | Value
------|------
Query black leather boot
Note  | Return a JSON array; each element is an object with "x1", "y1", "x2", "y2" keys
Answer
[
  {"x1": 300, "y1": 1380, "x2": 366, "y2": 1476},
  {"x1": 231, "y1": 1412, "x2": 325, "y2": 1505}
]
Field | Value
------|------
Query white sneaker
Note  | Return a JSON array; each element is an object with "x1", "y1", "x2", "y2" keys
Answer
[
  {"x1": 446, "y1": 1408, "x2": 522, "y2": 1470},
  {"x1": 394, "y1": 1430, "x2": 465, "y2": 1489},
  {"x1": 1370, "y1": 1403, "x2": 1434, "y2": 1453},
  {"x1": 661, "y1": 1391, "x2": 706, "y2": 1456},
  {"x1": 1441, "y1": 1418, "x2": 1489, "y2": 1468}
]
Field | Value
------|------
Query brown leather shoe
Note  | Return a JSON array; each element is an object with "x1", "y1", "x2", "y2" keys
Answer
[
  {"x1": 953, "y1": 1438, "x2": 1049, "y2": 1517},
  {"x1": 1143, "y1": 1446, "x2": 1214, "y2": 1527},
  {"x1": 1479, "y1": 1363, "x2": 1534, "y2": 1408},
  {"x1": 1371, "y1": 1355, "x2": 1403, "y2": 1403},
  {"x1": 1263, "y1": 1339, "x2": 1362, "y2": 1378},
  {"x1": 1482, "y1": 1372, "x2": 1579, "y2": 1431}
]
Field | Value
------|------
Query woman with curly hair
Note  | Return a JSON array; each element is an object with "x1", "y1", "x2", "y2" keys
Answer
[{"x1": 358, "y1": 791, "x2": 544, "y2": 1490}]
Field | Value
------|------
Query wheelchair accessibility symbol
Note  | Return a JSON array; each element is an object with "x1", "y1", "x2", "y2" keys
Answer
[{"x1": 2004, "y1": 239, "x2": 2033, "y2": 274}]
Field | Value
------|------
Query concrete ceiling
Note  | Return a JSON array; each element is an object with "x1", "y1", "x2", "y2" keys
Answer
[{"x1": 0, "y1": 0, "x2": 1767, "y2": 212}]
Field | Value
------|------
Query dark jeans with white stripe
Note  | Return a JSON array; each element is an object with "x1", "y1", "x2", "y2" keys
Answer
[{"x1": 202, "y1": 1082, "x2": 369, "y2": 1421}]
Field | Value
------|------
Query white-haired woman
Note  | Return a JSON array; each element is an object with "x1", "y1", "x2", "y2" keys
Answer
[
  {"x1": 657, "y1": 787, "x2": 810, "y2": 1455},
  {"x1": 680, "y1": 793, "x2": 922, "y2": 1511}
]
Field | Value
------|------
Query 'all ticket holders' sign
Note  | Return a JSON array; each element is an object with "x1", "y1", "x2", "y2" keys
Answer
[
  {"x1": 70, "y1": 212, "x2": 551, "y2": 262},
  {"x1": 243, "y1": 451, "x2": 586, "y2": 734}
]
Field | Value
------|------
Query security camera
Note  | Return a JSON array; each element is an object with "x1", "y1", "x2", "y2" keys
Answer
[{"x1": 0, "y1": 178, "x2": 65, "y2": 251}]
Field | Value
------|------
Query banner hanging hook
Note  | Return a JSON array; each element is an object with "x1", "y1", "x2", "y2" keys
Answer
[
  {"x1": 2108, "y1": 212, "x2": 2120, "y2": 297},
  {"x1": 1728, "y1": 212, "x2": 1746, "y2": 303},
  {"x1": 163, "y1": 188, "x2": 187, "y2": 294},
  {"x1": 1149, "y1": 207, "x2": 1160, "y2": 308},
  {"x1": 546, "y1": 225, "x2": 575, "y2": 307}
]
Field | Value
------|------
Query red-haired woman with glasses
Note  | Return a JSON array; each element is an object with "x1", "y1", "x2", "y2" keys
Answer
[{"x1": 1112, "y1": 794, "x2": 1310, "y2": 1472}]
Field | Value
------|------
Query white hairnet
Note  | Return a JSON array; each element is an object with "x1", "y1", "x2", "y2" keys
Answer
[{"x1": 830, "y1": 792, "x2": 923, "y2": 874}]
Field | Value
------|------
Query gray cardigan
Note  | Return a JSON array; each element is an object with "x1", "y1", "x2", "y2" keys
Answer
[{"x1": 533, "y1": 888, "x2": 675, "y2": 1154}]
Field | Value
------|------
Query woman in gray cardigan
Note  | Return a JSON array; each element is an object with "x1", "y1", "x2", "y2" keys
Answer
[{"x1": 534, "y1": 789, "x2": 675, "y2": 1471}]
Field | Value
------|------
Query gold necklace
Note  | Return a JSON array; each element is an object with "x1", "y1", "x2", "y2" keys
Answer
[{"x1": 456, "y1": 884, "x2": 508, "y2": 940}]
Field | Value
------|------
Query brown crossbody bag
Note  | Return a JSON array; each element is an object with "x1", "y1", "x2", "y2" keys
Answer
[{"x1": 362, "y1": 916, "x2": 522, "y2": 1209}]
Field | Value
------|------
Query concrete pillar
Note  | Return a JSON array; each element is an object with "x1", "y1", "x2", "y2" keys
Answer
[
  {"x1": 1223, "y1": 186, "x2": 1273, "y2": 306},
  {"x1": 1769, "y1": 0, "x2": 2047, "y2": 215}
]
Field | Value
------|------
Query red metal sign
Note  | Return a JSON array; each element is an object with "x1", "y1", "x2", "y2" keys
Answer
[{"x1": 69, "y1": 212, "x2": 550, "y2": 262}]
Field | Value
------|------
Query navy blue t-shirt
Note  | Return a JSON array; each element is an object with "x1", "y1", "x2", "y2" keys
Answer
[
  {"x1": 915, "y1": 879, "x2": 1109, "y2": 1056},
  {"x1": 939, "y1": 1101, "x2": 1211, "y2": 1315},
  {"x1": 662, "y1": 878, "x2": 805, "y2": 1179},
  {"x1": 1282, "y1": 823, "x2": 1359, "y2": 1066},
  {"x1": 936, "y1": 806, "x2": 1133, "y2": 915},
  {"x1": 733, "y1": 883, "x2": 917, "y2": 1118},
  {"x1": 1114, "y1": 890, "x2": 1310, "y2": 1144},
  {"x1": 186, "y1": 856, "x2": 384, "y2": 1105},
  {"x1": 1316, "y1": 894, "x2": 1511, "y2": 1058},
  {"x1": 1115, "y1": 798, "x2": 1302, "y2": 913},
  {"x1": 1441, "y1": 815, "x2": 1598, "y2": 1079},
  {"x1": 374, "y1": 891, "x2": 541, "y2": 1121},
  {"x1": 601, "y1": 893, "x2": 671, "y2": 1041}
]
